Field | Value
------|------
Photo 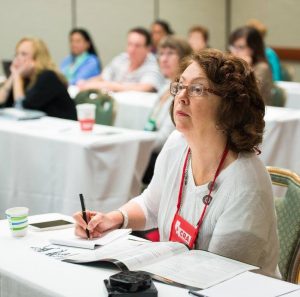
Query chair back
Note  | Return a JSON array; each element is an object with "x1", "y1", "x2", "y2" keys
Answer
[
  {"x1": 281, "y1": 63, "x2": 295, "y2": 82},
  {"x1": 267, "y1": 166, "x2": 300, "y2": 283},
  {"x1": 74, "y1": 89, "x2": 115, "y2": 126},
  {"x1": 270, "y1": 85, "x2": 286, "y2": 107}
]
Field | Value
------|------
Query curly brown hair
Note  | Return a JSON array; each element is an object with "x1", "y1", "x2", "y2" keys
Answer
[{"x1": 170, "y1": 49, "x2": 265, "y2": 153}]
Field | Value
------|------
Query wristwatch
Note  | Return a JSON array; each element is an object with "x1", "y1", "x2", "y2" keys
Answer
[{"x1": 117, "y1": 208, "x2": 128, "y2": 229}]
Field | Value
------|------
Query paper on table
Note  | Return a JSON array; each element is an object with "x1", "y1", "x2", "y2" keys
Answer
[
  {"x1": 143, "y1": 249, "x2": 258, "y2": 289},
  {"x1": 50, "y1": 228, "x2": 132, "y2": 249},
  {"x1": 198, "y1": 271, "x2": 300, "y2": 297}
]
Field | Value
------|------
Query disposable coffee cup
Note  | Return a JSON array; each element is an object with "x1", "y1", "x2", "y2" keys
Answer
[
  {"x1": 76, "y1": 103, "x2": 96, "y2": 132},
  {"x1": 5, "y1": 207, "x2": 29, "y2": 237}
]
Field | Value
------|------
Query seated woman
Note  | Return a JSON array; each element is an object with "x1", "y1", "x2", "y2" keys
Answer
[
  {"x1": 188, "y1": 25, "x2": 209, "y2": 53},
  {"x1": 74, "y1": 49, "x2": 280, "y2": 278},
  {"x1": 60, "y1": 28, "x2": 101, "y2": 85},
  {"x1": 229, "y1": 26, "x2": 273, "y2": 105},
  {"x1": 150, "y1": 20, "x2": 174, "y2": 54},
  {"x1": 143, "y1": 35, "x2": 192, "y2": 184},
  {"x1": 247, "y1": 19, "x2": 282, "y2": 81},
  {"x1": 0, "y1": 37, "x2": 77, "y2": 120}
]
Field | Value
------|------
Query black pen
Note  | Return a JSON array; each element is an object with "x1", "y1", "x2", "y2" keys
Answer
[
  {"x1": 79, "y1": 193, "x2": 90, "y2": 239},
  {"x1": 188, "y1": 290, "x2": 209, "y2": 297}
]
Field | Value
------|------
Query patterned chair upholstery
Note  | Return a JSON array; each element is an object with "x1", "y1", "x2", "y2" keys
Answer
[
  {"x1": 267, "y1": 166, "x2": 300, "y2": 283},
  {"x1": 74, "y1": 89, "x2": 116, "y2": 126}
]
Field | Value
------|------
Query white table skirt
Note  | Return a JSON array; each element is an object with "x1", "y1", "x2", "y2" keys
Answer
[
  {"x1": 261, "y1": 106, "x2": 300, "y2": 175},
  {"x1": 112, "y1": 91, "x2": 158, "y2": 130},
  {"x1": 0, "y1": 117, "x2": 155, "y2": 218}
]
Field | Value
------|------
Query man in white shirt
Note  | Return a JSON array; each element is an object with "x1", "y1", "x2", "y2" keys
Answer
[{"x1": 77, "y1": 27, "x2": 164, "y2": 92}]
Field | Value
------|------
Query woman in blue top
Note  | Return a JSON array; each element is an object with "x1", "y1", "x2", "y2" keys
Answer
[{"x1": 60, "y1": 28, "x2": 102, "y2": 85}]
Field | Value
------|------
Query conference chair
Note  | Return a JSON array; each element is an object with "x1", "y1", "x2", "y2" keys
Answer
[
  {"x1": 270, "y1": 85, "x2": 286, "y2": 107},
  {"x1": 281, "y1": 63, "x2": 295, "y2": 82},
  {"x1": 74, "y1": 89, "x2": 116, "y2": 126},
  {"x1": 267, "y1": 166, "x2": 300, "y2": 283}
]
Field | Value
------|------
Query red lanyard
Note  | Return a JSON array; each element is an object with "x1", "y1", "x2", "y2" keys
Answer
[{"x1": 169, "y1": 145, "x2": 229, "y2": 246}]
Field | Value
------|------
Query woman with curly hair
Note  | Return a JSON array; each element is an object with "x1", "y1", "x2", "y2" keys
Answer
[
  {"x1": 0, "y1": 37, "x2": 77, "y2": 120},
  {"x1": 74, "y1": 49, "x2": 280, "y2": 278}
]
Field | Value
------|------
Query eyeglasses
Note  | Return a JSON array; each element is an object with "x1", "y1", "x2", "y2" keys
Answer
[
  {"x1": 229, "y1": 45, "x2": 247, "y2": 52},
  {"x1": 170, "y1": 81, "x2": 220, "y2": 97}
]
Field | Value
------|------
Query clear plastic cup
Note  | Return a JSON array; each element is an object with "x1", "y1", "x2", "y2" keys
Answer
[
  {"x1": 76, "y1": 103, "x2": 96, "y2": 132},
  {"x1": 5, "y1": 207, "x2": 29, "y2": 237}
]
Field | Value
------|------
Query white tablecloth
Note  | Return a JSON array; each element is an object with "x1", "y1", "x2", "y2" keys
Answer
[
  {"x1": 261, "y1": 106, "x2": 300, "y2": 175},
  {"x1": 68, "y1": 86, "x2": 158, "y2": 130},
  {"x1": 0, "y1": 117, "x2": 155, "y2": 218},
  {"x1": 1, "y1": 213, "x2": 298, "y2": 297},
  {"x1": 112, "y1": 91, "x2": 158, "y2": 130},
  {"x1": 276, "y1": 81, "x2": 300, "y2": 109}
]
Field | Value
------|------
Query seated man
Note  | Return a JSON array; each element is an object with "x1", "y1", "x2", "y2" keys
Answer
[{"x1": 78, "y1": 27, "x2": 165, "y2": 92}]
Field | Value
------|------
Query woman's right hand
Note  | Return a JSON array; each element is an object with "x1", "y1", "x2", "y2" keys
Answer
[{"x1": 73, "y1": 210, "x2": 123, "y2": 239}]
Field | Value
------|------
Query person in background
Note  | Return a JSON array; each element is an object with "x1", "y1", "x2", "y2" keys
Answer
[
  {"x1": 150, "y1": 19, "x2": 174, "y2": 54},
  {"x1": 143, "y1": 36, "x2": 192, "y2": 184},
  {"x1": 0, "y1": 37, "x2": 77, "y2": 120},
  {"x1": 60, "y1": 28, "x2": 101, "y2": 85},
  {"x1": 229, "y1": 26, "x2": 273, "y2": 105},
  {"x1": 188, "y1": 25, "x2": 209, "y2": 53},
  {"x1": 74, "y1": 49, "x2": 280, "y2": 278},
  {"x1": 78, "y1": 27, "x2": 164, "y2": 92},
  {"x1": 247, "y1": 19, "x2": 282, "y2": 81}
]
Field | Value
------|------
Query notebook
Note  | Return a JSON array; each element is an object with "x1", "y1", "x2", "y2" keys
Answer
[
  {"x1": 50, "y1": 228, "x2": 132, "y2": 249},
  {"x1": 0, "y1": 108, "x2": 46, "y2": 120}
]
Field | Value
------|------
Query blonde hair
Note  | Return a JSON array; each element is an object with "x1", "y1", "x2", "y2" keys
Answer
[{"x1": 16, "y1": 37, "x2": 66, "y2": 88}]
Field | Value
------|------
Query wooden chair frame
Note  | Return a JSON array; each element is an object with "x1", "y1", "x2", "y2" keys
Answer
[{"x1": 267, "y1": 166, "x2": 300, "y2": 284}]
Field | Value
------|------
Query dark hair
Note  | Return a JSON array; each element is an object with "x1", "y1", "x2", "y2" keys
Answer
[
  {"x1": 229, "y1": 26, "x2": 266, "y2": 65},
  {"x1": 188, "y1": 25, "x2": 209, "y2": 42},
  {"x1": 170, "y1": 49, "x2": 265, "y2": 153},
  {"x1": 158, "y1": 36, "x2": 192, "y2": 60},
  {"x1": 70, "y1": 28, "x2": 98, "y2": 57},
  {"x1": 129, "y1": 27, "x2": 152, "y2": 47},
  {"x1": 153, "y1": 20, "x2": 174, "y2": 35}
]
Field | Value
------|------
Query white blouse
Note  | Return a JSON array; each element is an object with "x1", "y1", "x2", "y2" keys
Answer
[
  {"x1": 149, "y1": 82, "x2": 174, "y2": 152},
  {"x1": 132, "y1": 130, "x2": 280, "y2": 278}
]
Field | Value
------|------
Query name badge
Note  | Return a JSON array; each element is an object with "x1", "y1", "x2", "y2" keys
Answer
[{"x1": 169, "y1": 213, "x2": 198, "y2": 249}]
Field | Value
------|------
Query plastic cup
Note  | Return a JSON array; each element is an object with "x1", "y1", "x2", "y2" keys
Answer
[
  {"x1": 5, "y1": 207, "x2": 29, "y2": 237},
  {"x1": 76, "y1": 103, "x2": 96, "y2": 132}
]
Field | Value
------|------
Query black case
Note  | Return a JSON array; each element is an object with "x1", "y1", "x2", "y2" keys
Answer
[{"x1": 104, "y1": 271, "x2": 158, "y2": 297}]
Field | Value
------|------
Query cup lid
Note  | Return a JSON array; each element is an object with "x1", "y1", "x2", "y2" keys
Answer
[{"x1": 5, "y1": 207, "x2": 29, "y2": 216}]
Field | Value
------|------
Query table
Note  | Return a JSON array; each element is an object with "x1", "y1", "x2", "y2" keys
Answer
[
  {"x1": 276, "y1": 81, "x2": 300, "y2": 109},
  {"x1": 261, "y1": 106, "x2": 300, "y2": 175},
  {"x1": 68, "y1": 86, "x2": 158, "y2": 130},
  {"x1": 112, "y1": 91, "x2": 158, "y2": 130},
  {"x1": 0, "y1": 213, "x2": 299, "y2": 297},
  {"x1": 0, "y1": 117, "x2": 155, "y2": 218}
]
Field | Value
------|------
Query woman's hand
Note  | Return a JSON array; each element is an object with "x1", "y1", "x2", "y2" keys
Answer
[
  {"x1": 73, "y1": 210, "x2": 123, "y2": 239},
  {"x1": 10, "y1": 58, "x2": 35, "y2": 78}
]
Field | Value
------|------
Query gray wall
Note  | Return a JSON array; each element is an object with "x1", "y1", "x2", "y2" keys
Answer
[
  {"x1": 0, "y1": 0, "x2": 72, "y2": 69},
  {"x1": 0, "y1": 0, "x2": 299, "y2": 80}
]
